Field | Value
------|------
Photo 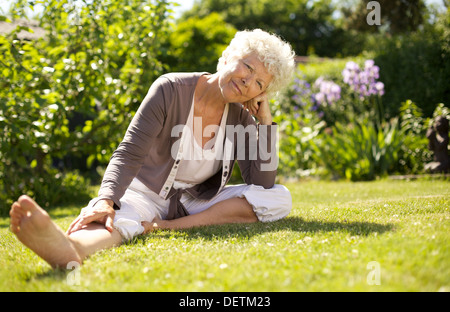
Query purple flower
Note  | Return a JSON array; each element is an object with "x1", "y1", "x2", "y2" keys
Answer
[
  {"x1": 331, "y1": 84, "x2": 341, "y2": 95},
  {"x1": 342, "y1": 69, "x2": 351, "y2": 84},
  {"x1": 375, "y1": 81, "x2": 384, "y2": 96},
  {"x1": 346, "y1": 61, "x2": 360, "y2": 71},
  {"x1": 314, "y1": 76, "x2": 324, "y2": 89},
  {"x1": 313, "y1": 76, "x2": 341, "y2": 105},
  {"x1": 314, "y1": 92, "x2": 325, "y2": 105},
  {"x1": 290, "y1": 75, "x2": 316, "y2": 110},
  {"x1": 342, "y1": 60, "x2": 384, "y2": 99},
  {"x1": 291, "y1": 76, "x2": 312, "y2": 98},
  {"x1": 368, "y1": 65, "x2": 380, "y2": 79},
  {"x1": 364, "y1": 60, "x2": 375, "y2": 69}
]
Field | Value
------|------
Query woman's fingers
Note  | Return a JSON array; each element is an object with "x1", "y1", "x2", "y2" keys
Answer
[
  {"x1": 105, "y1": 215, "x2": 114, "y2": 233},
  {"x1": 66, "y1": 216, "x2": 82, "y2": 234},
  {"x1": 66, "y1": 204, "x2": 115, "y2": 234},
  {"x1": 67, "y1": 215, "x2": 92, "y2": 234},
  {"x1": 248, "y1": 102, "x2": 260, "y2": 115},
  {"x1": 243, "y1": 99, "x2": 260, "y2": 115},
  {"x1": 242, "y1": 92, "x2": 271, "y2": 124},
  {"x1": 66, "y1": 213, "x2": 103, "y2": 234}
]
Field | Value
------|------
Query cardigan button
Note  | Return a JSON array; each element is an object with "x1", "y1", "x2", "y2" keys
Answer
[{"x1": 223, "y1": 171, "x2": 228, "y2": 177}]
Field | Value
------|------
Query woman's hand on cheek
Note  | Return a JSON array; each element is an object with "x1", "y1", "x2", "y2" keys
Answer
[{"x1": 243, "y1": 92, "x2": 272, "y2": 125}]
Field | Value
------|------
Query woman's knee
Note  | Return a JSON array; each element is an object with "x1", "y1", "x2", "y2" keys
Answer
[
  {"x1": 270, "y1": 184, "x2": 292, "y2": 219},
  {"x1": 245, "y1": 184, "x2": 292, "y2": 223}
]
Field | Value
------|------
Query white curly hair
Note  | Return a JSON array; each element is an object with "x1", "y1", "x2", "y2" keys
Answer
[{"x1": 217, "y1": 29, "x2": 296, "y2": 96}]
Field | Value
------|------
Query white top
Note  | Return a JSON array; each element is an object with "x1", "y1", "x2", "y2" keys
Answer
[{"x1": 173, "y1": 103, "x2": 229, "y2": 189}]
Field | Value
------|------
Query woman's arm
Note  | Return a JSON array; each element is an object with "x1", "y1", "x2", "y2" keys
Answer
[
  {"x1": 238, "y1": 93, "x2": 278, "y2": 188},
  {"x1": 92, "y1": 76, "x2": 174, "y2": 209}
]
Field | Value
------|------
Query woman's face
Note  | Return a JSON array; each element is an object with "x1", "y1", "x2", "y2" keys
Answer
[{"x1": 218, "y1": 52, "x2": 273, "y2": 103}]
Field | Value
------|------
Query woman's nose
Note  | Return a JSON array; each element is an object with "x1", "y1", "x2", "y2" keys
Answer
[{"x1": 242, "y1": 74, "x2": 254, "y2": 88}]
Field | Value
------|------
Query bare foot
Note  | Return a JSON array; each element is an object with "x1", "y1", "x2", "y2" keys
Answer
[{"x1": 10, "y1": 195, "x2": 82, "y2": 269}]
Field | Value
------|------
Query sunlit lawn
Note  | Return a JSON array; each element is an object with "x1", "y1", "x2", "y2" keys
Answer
[{"x1": 0, "y1": 178, "x2": 449, "y2": 292}]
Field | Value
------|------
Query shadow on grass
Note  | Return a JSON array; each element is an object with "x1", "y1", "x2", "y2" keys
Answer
[
  {"x1": 146, "y1": 216, "x2": 395, "y2": 241},
  {"x1": 25, "y1": 268, "x2": 69, "y2": 283},
  {"x1": 19, "y1": 216, "x2": 394, "y2": 282}
]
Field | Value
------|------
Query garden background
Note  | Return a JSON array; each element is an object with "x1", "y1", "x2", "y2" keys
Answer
[{"x1": 1, "y1": 0, "x2": 448, "y2": 213}]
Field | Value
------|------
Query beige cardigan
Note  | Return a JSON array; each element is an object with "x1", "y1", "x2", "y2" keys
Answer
[{"x1": 94, "y1": 72, "x2": 278, "y2": 219}]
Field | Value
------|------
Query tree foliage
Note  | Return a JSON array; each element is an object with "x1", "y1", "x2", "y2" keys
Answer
[
  {"x1": 341, "y1": 0, "x2": 427, "y2": 34},
  {"x1": 164, "y1": 12, "x2": 236, "y2": 73},
  {"x1": 182, "y1": 0, "x2": 344, "y2": 57},
  {"x1": 370, "y1": 8, "x2": 450, "y2": 117},
  {"x1": 0, "y1": 0, "x2": 173, "y2": 213}
]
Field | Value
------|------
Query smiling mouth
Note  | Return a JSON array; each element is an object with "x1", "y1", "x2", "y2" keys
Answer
[{"x1": 232, "y1": 81, "x2": 242, "y2": 95}]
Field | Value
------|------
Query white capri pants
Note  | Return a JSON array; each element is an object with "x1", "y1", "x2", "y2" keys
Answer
[{"x1": 100, "y1": 178, "x2": 292, "y2": 241}]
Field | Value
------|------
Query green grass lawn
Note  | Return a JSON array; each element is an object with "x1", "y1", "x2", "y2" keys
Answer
[{"x1": 0, "y1": 179, "x2": 449, "y2": 292}]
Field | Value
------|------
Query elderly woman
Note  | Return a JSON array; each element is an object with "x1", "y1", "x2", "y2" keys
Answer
[{"x1": 9, "y1": 29, "x2": 296, "y2": 268}]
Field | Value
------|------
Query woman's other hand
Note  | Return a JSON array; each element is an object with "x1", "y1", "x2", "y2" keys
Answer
[{"x1": 66, "y1": 199, "x2": 116, "y2": 234}]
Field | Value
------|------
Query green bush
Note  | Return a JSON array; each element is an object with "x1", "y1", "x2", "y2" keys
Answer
[
  {"x1": 312, "y1": 117, "x2": 404, "y2": 181},
  {"x1": 182, "y1": 0, "x2": 349, "y2": 58},
  {"x1": 395, "y1": 99, "x2": 432, "y2": 174},
  {"x1": 0, "y1": 0, "x2": 172, "y2": 214},
  {"x1": 305, "y1": 99, "x2": 445, "y2": 180},
  {"x1": 272, "y1": 73, "x2": 326, "y2": 179},
  {"x1": 372, "y1": 27, "x2": 450, "y2": 118},
  {"x1": 164, "y1": 12, "x2": 236, "y2": 73}
]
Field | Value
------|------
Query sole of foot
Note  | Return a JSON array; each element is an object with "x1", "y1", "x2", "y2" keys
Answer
[{"x1": 10, "y1": 195, "x2": 82, "y2": 269}]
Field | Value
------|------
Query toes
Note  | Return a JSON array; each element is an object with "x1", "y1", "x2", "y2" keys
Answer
[
  {"x1": 10, "y1": 196, "x2": 46, "y2": 235},
  {"x1": 10, "y1": 201, "x2": 26, "y2": 232},
  {"x1": 10, "y1": 222, "x2": 20, "y2": 234},
  {"x1": 10, "y1": 201, "x2": 25, "y2": 221},
  {"x1": 18, "y1": 195, "x2": 41, "y2": 213},
  {"x1": 10, "y1": 217, "x2": 20, "y2": 232},
  {"x1": 10, "y1": 205, "x2": 22, "y2": 233},
  {"x1": 10, "y1": 201, "x2": 25, "y2": 217}
]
